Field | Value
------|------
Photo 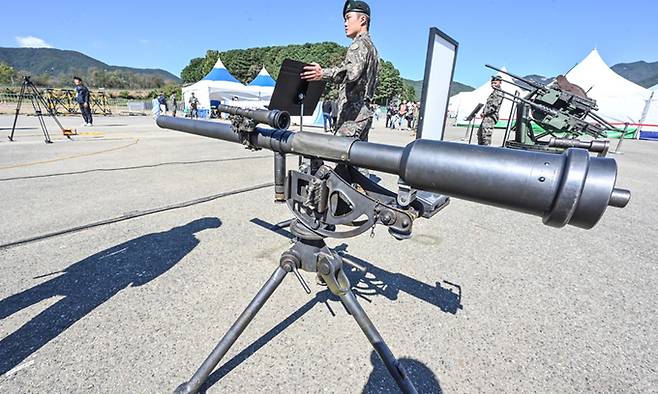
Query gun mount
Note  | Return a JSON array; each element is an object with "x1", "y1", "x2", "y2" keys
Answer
[{"x1": 156, "y1": 114, "x2": 630, "y2": 394}]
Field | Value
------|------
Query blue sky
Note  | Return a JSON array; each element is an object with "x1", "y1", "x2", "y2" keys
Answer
[{"x1": 2, "y1": 0, "x2": 657, "y2": 87}]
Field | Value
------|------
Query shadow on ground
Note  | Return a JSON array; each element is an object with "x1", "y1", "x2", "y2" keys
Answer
[
  {"x1": 363, "y1": 350, "x2": 442, "y2": 393},
  {"x1": 0, "y1": 217, "x2": 221, "y2": 375}
]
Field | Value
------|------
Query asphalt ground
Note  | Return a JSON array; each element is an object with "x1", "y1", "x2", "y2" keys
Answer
[{"x1": 0, "y1": 114, "x2": 656, "y2": 393}]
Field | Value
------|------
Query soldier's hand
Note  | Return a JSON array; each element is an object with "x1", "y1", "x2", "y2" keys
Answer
[{"x1": 301, "y1": 63, "x2": 323, "y2": 81}]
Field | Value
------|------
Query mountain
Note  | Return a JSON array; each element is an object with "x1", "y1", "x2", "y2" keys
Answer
[
  {"x1": 514, "y1": 61, "x2": 658, "y2": 90},
  {"x1": 611, "y1": 61, "x2": 658, "y2": 88},
  {"x1": 522, "y1": 74, "x2": 555, "y2": 86},
  {"x1": 402, "y1": 78, "x2": 474, "y2": 99},
  {"x1": 0, "y1": 47, "x2": 180, "y2": 87}
]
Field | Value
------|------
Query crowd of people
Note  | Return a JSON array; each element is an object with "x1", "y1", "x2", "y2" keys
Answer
[
  {"x1": 385, "y1": 100, "x2": 420, "y2": 131},
  {"x1": 319, "y1": 98, "x2": 421, "y2": 134}
]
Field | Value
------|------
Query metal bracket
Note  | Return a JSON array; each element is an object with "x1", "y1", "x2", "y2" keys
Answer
[
  {"x1": 229, "y1": 115, "x2": 261, "y2": 151},
  {"x1": 285, "y1": 165, "x2": 417, "y2": 240},
  {"x1": 397, "y1": 181, "x2": 417, "y2": 208}
]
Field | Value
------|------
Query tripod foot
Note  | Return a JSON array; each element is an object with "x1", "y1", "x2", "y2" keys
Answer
[
  {"x1": 176, "y1": 266, "x2": 288, "y2": 393},
  {"x1": 340, "y1": 291, "x2": 419, "y2": 394},
  {"x1": 173, "y1": 382, "x2": 193, "y2": 394}
]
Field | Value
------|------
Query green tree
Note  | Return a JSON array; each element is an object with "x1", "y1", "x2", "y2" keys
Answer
[
  {"x1": 374, "y1": 60, "x2": 404, "y2": 104},
  {"x1": 0, "y1": 62, "x2": 16, "y2": 84},
  {"x1": 402, "y1": 82, "x2": 417, "y2": 102},
  {"x1": 179, "y1": 42, "x2": 409, "y2": 105},
  {"x1": 181, "y1": 57, "x2": 206, "y2": 83}
]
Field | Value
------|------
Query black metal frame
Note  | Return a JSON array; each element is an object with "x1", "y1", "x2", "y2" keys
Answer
[{"x1": 8, "y1": 76, "x2": 71, "y2": 143}]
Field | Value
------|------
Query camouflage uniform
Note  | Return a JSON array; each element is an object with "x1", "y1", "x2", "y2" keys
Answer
[
  {"x1": 322, "y1": 31, "x2": 379, "y2": 141},
  {"x1": 477, "y1": 89, "x2": 503, "y2": 145}
]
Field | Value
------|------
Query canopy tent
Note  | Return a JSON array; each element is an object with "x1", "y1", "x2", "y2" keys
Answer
[
  {"x1": 640, "y1": 91, "x2": 658, "y2": 139},
  {"x1": 182, "y1": 57, "x2": 261, "y2": 114},
  {"x1": 244, "y1": 66, "x2": 276, "y2": 104},
  {"x1": 448, "y1": 67, "x2": 526, "y2": 126},
  {"x1": 248, "y1": 67, "x2": 276, "y2": 87},
  {"x1": 564, "y1": 49, "x2": 657, "y2": 137}
]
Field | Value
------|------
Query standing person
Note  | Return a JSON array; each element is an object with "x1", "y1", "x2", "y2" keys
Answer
[
  {"x1": 151, "y1": 95, "x2": 160, "y2": 118},
  {"x1": 477, "y1": 75, "x2": 504, "y2": 146},
  {"x1": 301, "y1": 0, "x2": 379, "y2": 142},
  {"x1": 412, "y1": 101, "x2": 420, "y2": 130},
  {"x1": 405, "y1": 102, "x2": 415, "y2": 129},
  {"x1": 330, "y1": 99, "x2": 338, "y2": 128},
  {"x1": 322, "y1": 99, "x2": 333, "y2": 132},
  {"x1": 372, "y1": 103, "x2": 380, "y2": 122},
  {"x1": 169, "y1": 93, "x2": 178, "y2": 117},
  {"x1": 385, "y1": 104, "x2": 394, "y2": 128},
  {"x1": 188, "y1": 93, "x2": 199, "y2": 119},
  {"x1": 157, "y1": 93, "x2": 168, "y2": 116},
  {"x1": 398, "y1": 101, "x2": 408, "y2": 130},
  {"x1": 73, "y1": 77, "x2": 92, "y2": 126}
]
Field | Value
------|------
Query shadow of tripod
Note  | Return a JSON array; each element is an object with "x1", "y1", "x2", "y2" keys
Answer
[{"x1": 0, "y1": 217, "x2": 222, "y2": 375}]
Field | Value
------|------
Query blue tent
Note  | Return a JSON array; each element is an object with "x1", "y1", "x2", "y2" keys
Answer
[
  {"x1": 202, "y1": 58, "x2": 241, "y2": 83},
  {"x1": 182, "y1": 57, "x2": 259, "y2": 113},
  {"x1": 248, "y1": 67, "x2": 276, "y2": 87}
]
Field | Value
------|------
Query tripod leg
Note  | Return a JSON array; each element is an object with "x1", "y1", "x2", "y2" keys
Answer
[
  {"x1": 339, "y1": 290, "x2": 419, "y2": 394},
  {"x1": 32, "y1": 84, "x2": 67, "y2": 136},
  {"x1": 175, "y1": 266, "x2": 288, "y2": 394},
  {"x1": 9, "y1": 82, "x2": 27, "y2": 141},
  {"x1": 28, "y1": 84, "x2": 52, "y2": 143}
]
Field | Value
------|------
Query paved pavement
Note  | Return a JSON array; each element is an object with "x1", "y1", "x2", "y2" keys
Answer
[{"x1": 0, "y1": 114, "x2": 656, "y2": 393}]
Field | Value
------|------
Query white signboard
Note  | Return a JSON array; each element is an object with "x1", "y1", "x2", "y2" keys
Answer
[{"x1": 417, "y1": 28, "x2": 458, "y2": 141}]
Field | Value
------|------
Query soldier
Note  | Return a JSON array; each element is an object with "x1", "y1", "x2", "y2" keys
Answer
[
  {"x1": 73, "y1": 76, "x2": 93, "y2": 127},
  {"x1": 477, "y1": 75, "x2": 504, "y2": 145},
  {"x1": 301, "y1": 0, "x2": 379, "y2": 142}
]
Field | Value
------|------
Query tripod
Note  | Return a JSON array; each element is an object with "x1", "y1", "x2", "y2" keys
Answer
[
  {"x1": 175, "y1": 221, "x2": 417, "y2": 394},
  {"x1": 174, "y1": 161, "x2": 450, "y2": 394},
  {"x1": 8, "y1": 76, "x2": 72, "y2": 143}
]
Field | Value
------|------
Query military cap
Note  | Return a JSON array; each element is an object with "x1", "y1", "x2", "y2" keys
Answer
[
  {"x1": 343, "y1": 0, "x2": 371, "y2": 17},
  {"x1": 491, "y1": 75, "x2": 502, "y2": 82}
]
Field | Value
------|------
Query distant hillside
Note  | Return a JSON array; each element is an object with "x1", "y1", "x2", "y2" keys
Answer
[
  {"x1": 611, "y1": 61, "x2": 658, "y2": 88},
  {"x1": 522, "y1": 74, "x2": 555, "y2": 86},
  {"x1": 0, "y1": 47, "x2": 180, "y2": 88},
  {"x1": 402, "y1": 78, "x2": 474, "y2": 98}
]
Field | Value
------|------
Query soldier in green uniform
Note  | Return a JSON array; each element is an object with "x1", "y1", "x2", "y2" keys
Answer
[
  {"x1": 301, "y1": 0, "x2": 379, "y2": 142},
  {"x1": 477, "y1": 75, "x2": 504, "y2": 145}
]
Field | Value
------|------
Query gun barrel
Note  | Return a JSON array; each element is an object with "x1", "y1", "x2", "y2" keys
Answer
[
  {"x1": 548, "y1": 137, "x2": 609, "y2": 155},
  {"x1": 156, "y1": 116, "x2": 629, "y2": 229},
  {"x1": 217, "y1": 103, "x2": 291, "y2": 130},
  {"x1": 485, "y1": 64, "x2": 545, "y2": 90}
]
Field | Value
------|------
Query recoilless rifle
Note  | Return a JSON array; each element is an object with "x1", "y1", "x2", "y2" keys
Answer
[{"x1": 156, "y1": 103, "x2": 630, "y2": 393}]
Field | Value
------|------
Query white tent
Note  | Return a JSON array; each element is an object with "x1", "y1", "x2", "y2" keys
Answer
[
  {"x1": 640, "y1": 91, "x2": 658, "y2": 139},
  {"x1": 649, "y1": 83, "x2": 658, "y2": 91},
  {"x1": 564, "y1": 49, "x2": 657, "y2": 136},
  {"x1": 182, "y1": 57, "x2": 261, "y2": 114},
  {"x1": 448, "y1": 67, "x2": 526, "y2": 125}
]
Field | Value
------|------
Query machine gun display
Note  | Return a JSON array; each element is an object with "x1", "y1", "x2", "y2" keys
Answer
[
  {"x1": 486, "y1": 64, "x2": 621, "y2": 156},
  {"x1": 156, "y1": 103, "x2": 630, "y2": 393}
]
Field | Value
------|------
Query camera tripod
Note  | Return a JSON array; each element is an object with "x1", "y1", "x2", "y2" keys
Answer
[
  {"x1": 8, "y1": 76, "x2": 73, "y2": 143},
  {"x1": 174, "y1": 161, "x2": 449, "y2": 394}
]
